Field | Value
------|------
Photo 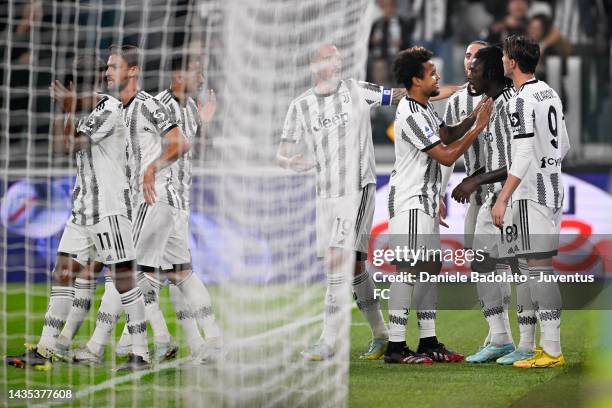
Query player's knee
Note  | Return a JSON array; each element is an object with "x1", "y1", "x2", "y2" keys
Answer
[
  {"x1": 471, "y1": 255, "x2": 496, "y2": 273},
  {"x1": 52, "y1": 257, "x2": 79, "y2": 285}
]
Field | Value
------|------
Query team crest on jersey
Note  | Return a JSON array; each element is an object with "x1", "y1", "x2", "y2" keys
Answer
[
  {"x1": 342, "y1": 93, "x2": 350, "y2": 103},
  {"x1": 510, "y1": 112, "x2": 520, "y2": 127}
]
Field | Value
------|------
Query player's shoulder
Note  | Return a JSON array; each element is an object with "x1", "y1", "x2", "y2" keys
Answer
[
  {"x1": 155, "y1": 89, "x2": 178, "y2": 108},
  {"x1": 447, "y1": 84, "x2": 468, "y2": 103},
  {"x1": 289, "y1": 88, "x2": 315, "y2": 110},
  {"x1": 93, "y1": 94, "x2": 121, "y2": 115}
]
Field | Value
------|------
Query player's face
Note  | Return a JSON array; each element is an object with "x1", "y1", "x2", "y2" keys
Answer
[
  {"x1": 464, "y1": 43, "x2": 485, "y2": 77},
  {"x1": 105, "y1": 54, "x2": 130, "y2": 93},
  {"x1": 421, "y1": 60, "x2": 440, "y2": 97},
  {"x1": 312, "y1": 46, "x2": 341, "y2": 83},
  {"x1": 184, "y1": 60, "x2": 204, "y2": 96},
  {"x1": 467, "y1": 58, "x2": 486, "y2": 94}
]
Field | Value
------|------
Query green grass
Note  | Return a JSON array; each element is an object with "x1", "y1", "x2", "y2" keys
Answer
[{"x1": 0, "y1": 283, "x2": 602, "y2": 407}]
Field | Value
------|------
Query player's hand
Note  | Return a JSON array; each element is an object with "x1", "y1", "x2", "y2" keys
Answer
[
  {"x1": 143, "y1": 164, "x2": 157, "y2": 205},
  {"x1": 452, "y1": 178, "x2": 479, "y2": 204},
  {"x1": 197, "y1": 89, "x2": 217, "y2": 124},
  {"x1": 474, "y1": 98, "x2": 493, "y2": 130},
  {"x1": 438, "y1": 198, "x2": 449, "y2": 228},
  {"x1": 288, "y1": 154, "x2": 316, "y2": 172},
  {"x1": 491, "y1": 199, "x2": 507, "y2": 228},
  {"x1": 49, "y1": 80, "x2": 76, "y2": 114}
]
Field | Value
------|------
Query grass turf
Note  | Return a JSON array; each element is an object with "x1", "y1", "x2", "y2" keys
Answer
[{"x1": 1, "y1": 283, "x2": 599, "y2": 407}]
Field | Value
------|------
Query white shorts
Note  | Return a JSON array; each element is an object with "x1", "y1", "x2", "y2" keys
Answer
[
  {"x1": 160, "y1": 210, "x2": 192, "y2": 270},
  {"x1": 132, "y1": 201, "x2": 191, "y2": 269},
  {"x1": 388, "y1": 208, "x2": 440, "y2": 263},
  {"x1": 316, "y1": 184, "x2": 375, "y2": 259},
  {"x1": 464, "y1": 203, "x2": 481, "y2": 248},
  {"x1": 57, "y1": 215, "x2": 135, "y2": 266},
  {"x1": 473, "y1": 198, "x2": 516, "y2": 260},
  {"x1": 512, "y1": 199, "x2": 562, "y2": 259}
]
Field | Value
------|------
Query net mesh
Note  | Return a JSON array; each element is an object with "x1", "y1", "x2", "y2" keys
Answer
[{"x1": 0, "y1": 0, "x2": 374, "y2": 406}]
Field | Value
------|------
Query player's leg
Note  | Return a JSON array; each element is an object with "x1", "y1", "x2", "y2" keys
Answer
[
  {"x1": 54, "y1": 261, "x2": 105, "y2": 359},
  {"x1": 466, "y1": 201, "x2": 514, "y2": 363},
  {"x1": 351, "y1": 184, "x2": 388, "y2": 359},
  {"x1": 131, "y1": 202, "x2": 177, "y2": 361},
  {"x1": 497, "y1": 259, "x2": 537, "y2": 365},
  {"x1": 164, "y1": 210, "x2": 221, "y2": 363},
  {"x1": 168, "y1": 281, "x2": 205, "y2": 356},
  {"x1": 512, "y1": 200, "x2": 564, "y2": 368},
  {"x1": 384, "y1": 209, "x2": 433, "y2": 364}
]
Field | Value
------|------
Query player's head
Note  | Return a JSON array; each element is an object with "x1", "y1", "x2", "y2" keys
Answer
[
  {"x1": 468, "y1": 46, "x2": 509, "y2": 95},
  {"x1": 310, "y1": 44, "x2": 341, "y2": 84},
  {"x1": 169, "y1": 53, "x2": 204, "y2": 96},
  {"x1": 464, "y1": 40, "x2": 488, "y2": 77},
  {"x1": 73, "y1": 53, "x2": 105, "y2": 109},
  {"x1": 393, "y1": 46, "x2": 440, "y2": 97},
  {"x1": 106, "y1": 44, "x2": 140, "y2": 92},
  {"x1": 502, "y1": 35, "x2": 540, "y2": 78}
]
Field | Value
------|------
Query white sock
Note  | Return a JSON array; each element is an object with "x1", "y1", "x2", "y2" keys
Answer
[
  {"x1": 317, "y1": 270, "x2": 349, "y2": 348},
  {"x1": 476, "y1": 271, "x2": 512, "y2": 345},
  {"x1": 413, "y1": 280, "x2": 437, "y2": 339},
  {"x1": 169, "y1": 283, "x2": 205, "y2": 354},
  {"x1": 416, "y1": 310, "x2": 437, "y2": 339},
  {"x1": 388, "y1": 281, "x2": 413, "y2": 343},
  {"x1": 120, "y1": 287, "x2": 149, "y2": 361},
  {"x1": 497, "y1": 264, "x2": 513, "y2": 340},
  {"x1": 137, "y1": 272, "x2": 171, "y2": 344},
  {"x1": 37, "y1": 286, "x2": 74, "y2": 353},
  {"x1": 352, "y1": 270, "x2": 388, "y2": 340},
  {"x1": 117, "y1": 322, "x2": 131, "y2": 349},
  {"x1": 87, "y1": 277, "x2": 121, "y2": 356},
  {"x1": 176, "y1": 272, "x2": 222, "y2": 340},
  {"x1": 516, "y1": 261, "x2": 536, "y2": 350},
  {"x1": 529, "y1": 265, "x2": 562, "y2": 356},
  {"x1": 57, "y1": 278, "x2": 96, "y2": 348}
]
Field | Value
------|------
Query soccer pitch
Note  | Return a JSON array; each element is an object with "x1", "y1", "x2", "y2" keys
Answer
[{"x1": 1, "y1": 283, "x2": 602, "y2": 407}]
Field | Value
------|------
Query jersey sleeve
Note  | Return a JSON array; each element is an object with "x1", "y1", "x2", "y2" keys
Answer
[
  {"x1": 508, "y1": 96, "x2": 534, "y2": 140},
  {"x1": 280, "y1": 101, "x2": 305, "y2": 144},
  {"x1": 443, "y1": 94, "x2": 457, "y2": 125},
  {"x1": 399, "y1": 110, "x2": 441, "y2": 152},
  {"x1": 356, "y1": 81, "x2": 393, "y2": 108},
  {"x1": 141, "y1": 97, "x2": 178, "y2": 137},
  {"x1": 76, "y1": 97, "x2": 118, "y2": 143},
  {"x1": 559, "y1": 114, "x2": 570, "y2": 160}
]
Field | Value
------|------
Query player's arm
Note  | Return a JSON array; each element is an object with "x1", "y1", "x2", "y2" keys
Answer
[
  {"x1": 425, "y1": 98, "x2": 492, "y2": 166},
  {"x1": 438, "y1": 96, "x2": 489, "y2": 144},
  {"x1": 431, "y1": 84, "x2": 461, "y2": 101},
  {"x1": 275, "y1": 101, "x2": 315, "y2": 172},
  {"x1": 451, "y1": 166, "x2": 507, "y2": 203},
  {"x1": 491, "y1": 97, "x2": 535, "y2": 226}
]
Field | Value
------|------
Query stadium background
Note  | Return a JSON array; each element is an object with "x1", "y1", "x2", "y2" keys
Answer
[{"x1": 1, "y1": 0, "x2": 611, "y2": 407}]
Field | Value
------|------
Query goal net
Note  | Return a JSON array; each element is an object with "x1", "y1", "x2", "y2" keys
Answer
[{"x1": 0, "y1": 0, "x2": 374, "y2": 406}]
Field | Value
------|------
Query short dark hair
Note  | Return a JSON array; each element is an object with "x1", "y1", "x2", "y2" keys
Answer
[
  {"x1": 473, "y1": 46, "x2": 511, "y2": 86},
  {"x1": 168, "y1": 52, "x2": 194, "y2": 72},
  {"x1": 529, "y1": 14, "x2": 552, "y2": 37},
  {"x1": 393, "y1": 46, "x2": 433, "y2": 90},
  {"x1": 108, "y1": 44, "x2": 140, "y2": 67},
  {"x1": 503, "y1": 35, "x2": 540, "y2": 74},
  {"x1": 74, "y1": 54, "x2": 105, "y2": 93}
]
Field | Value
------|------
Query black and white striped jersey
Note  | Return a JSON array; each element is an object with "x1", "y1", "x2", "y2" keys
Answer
[
  {"x1": 72, "y1": 94, "x2": 131, "y2": 225},
  {"x1": 281, "y1": 79, "x2": 393, "y2": 198},
  {"x1": 507, "y1": 79, "x2": 570, "y2": 208},
  {"x1": 156, "y1": 89, "x2": 201, "y2": 211},
  {"x1": 389, "y1": 97, "x2": 444, "y2": 218},
  {"x1": 443, "y1": 84, "x2": 486, "y2": 206},
  {"x1": 121, "y1": 90, "x2": 181, "y2": 209},
  {"x1": 484, "y1": 86, "x2": 515, "y2": 197}
]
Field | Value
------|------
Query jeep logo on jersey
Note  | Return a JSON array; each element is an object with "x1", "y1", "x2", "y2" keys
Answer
[
  {"x1": 153, "y1": 109, "x2": 170, "y2": 129},
  {"x1": 510, "y1": 112, "x2": 520, "y2": 127},
  {"x1": 312, "y1": 112, "x2": 349, "y2": 132}
]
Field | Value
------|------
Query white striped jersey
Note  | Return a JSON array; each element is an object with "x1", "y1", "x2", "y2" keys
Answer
[
  {"x1": 507, "y1": 79, "x2": 570, "y2": 208},
  {"x1": 389, "y1": 97, "x2": 444, "y2": 218},
  {"x1": 483, "y1": 86, "x2": 515, "y2": 197},
  {"x1": 281, "y1": 79, "x2": 393, "y2": 198},
  {"x1": 443, "y1": 84, "x2": 486, "y2": 206},
  {"x1": 72, "y1": 94, "x2": 131, "y2": 225},
  {"x1": 155, "y1": 89, "x2": 201, "y2": 211},
  {"x1": 121, "y1": 90, "x2": 181, "y2": 208}
]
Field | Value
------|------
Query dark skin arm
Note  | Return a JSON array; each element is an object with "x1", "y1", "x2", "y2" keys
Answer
[
  {"x1": 451, "y1": 166, "x2": 508, "y2": 204},
  {"x1": 425, "y1": 98, "x2": 493, "y2": 167},
  {"x1": 439, "y1": 97, "x2": 488, "y2": 144}
]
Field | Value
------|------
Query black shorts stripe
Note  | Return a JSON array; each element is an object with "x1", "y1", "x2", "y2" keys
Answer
[
  {"x1": 108, "y1": 217, "x2": 121, "y2": 260},
  {"x1": 132, "y1": 204, "x2": 148, "y2": 246},
  {"x1": 354, "y1": 185, "x2": 369, "y2": 244},
  {"x1": 113, "y1": 216, "x2": 126, "y2": 259}
]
